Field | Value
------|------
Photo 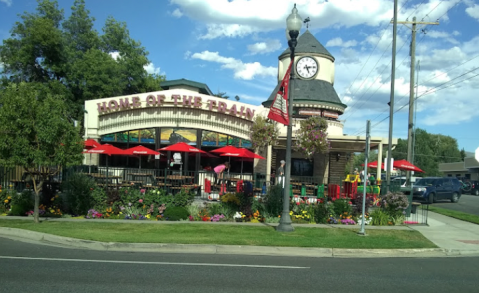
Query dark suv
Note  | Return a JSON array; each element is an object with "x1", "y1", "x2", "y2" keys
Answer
[
  {"x1": 409, "y1": 177, "x2": 462, "y2": 204},
  {"x1": 466, "y1": 180, "x2": 479, "y2": 196}
]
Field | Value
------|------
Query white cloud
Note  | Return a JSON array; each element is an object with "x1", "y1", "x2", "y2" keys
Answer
[
  {"x1": 171, "y1": 8, "x2": 183, "y2": 18},
  {"x1": 326, "y1": 37, "x2": 358, "y2": 48},
  {"x1": 0, "y1": 0, "x2": 12, "y2": 7},
  {"x1": 109, "y1": 52, "x2": 120, "y2": 60},
  {"x1": 190, "y1": 50, "x2": 276, "y2": 80},
  {"x1": 426, "y1": 30, "x2": 459, "y2": 45},
  {"x1": 466, "y1": 4, "x2": 479, "y2": 20},
  {"x1": 170, "y1": 0, "x2": 397, "y2": 39},
  {"x1": 199, "y1": 24, "x2": 256, "y2": 39},
  {"x1": 247, "y1": 39, "x2": 282, "y2": 55},
  {"x1": 144, "y1": 63, "x2": 161, "y2": 75}
]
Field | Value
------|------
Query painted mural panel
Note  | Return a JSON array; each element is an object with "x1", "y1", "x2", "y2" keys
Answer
[
  {"x1": 161, "y1": 128, "x2": 196, "y2": 145},
  {"x1": 201, "y1": 131, "x2": 217, "y2": 146},
  {"x1": 218, "y1": 133, "x2": 228, "y2": 146},
  {"x1": 129, "y1": 130, "x2": 140, "y2": 143},
  {"x1": 140, "y1": 128, "x2": 155, "y2": 144}
]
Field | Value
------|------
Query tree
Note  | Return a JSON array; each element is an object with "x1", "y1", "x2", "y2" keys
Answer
[
  {"x1": 0, "y1": 82, "x2": 84, "y2": 223},
  {"x1": 0, "y1": 0, "x2": 164, "y2": 122},
  {"x1": 213, "y1": 91, "x2": 229, "y2": 99},
  {"x1": 391, "y1": 128, "x2": 462, "y2": 176}
]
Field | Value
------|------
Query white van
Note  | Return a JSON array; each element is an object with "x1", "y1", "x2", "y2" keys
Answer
[{"x1": 392, "y1": 176, "x2": 419, "y2": 187}]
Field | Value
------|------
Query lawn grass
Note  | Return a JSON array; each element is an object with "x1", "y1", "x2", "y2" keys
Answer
[
  {"x1": 428, "y1": 206, "x2": 479, "y2": 225},
  {"x1": 0, "y1": 220, "x2": 437, "y2": 249}
]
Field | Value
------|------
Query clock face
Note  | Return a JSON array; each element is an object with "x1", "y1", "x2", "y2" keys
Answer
[{"x1": 296, "y1": 56, "x2": 318, "y2": 79}]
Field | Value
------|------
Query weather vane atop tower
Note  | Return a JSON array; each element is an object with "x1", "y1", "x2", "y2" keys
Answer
[{"x1": 303, "y1": 17, "x2": 310, "y2": 29}]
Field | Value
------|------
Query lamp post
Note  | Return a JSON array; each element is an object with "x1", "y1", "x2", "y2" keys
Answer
[{"x1": 276, "y1": 4, "x2": 302, "y2": 232}]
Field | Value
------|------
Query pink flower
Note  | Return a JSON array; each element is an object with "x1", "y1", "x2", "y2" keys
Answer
[
  {"x1": 296, "y1": 202, "x2": 300, "y2": 206},
  {"x1": 139, "y1": 199, "x2": 143, "y2": 203},
  {"x1": 140, "y1": 189, "x2": 146, "y2": 194}
]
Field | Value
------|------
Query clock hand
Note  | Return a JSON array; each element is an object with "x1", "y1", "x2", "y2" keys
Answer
[{"x1": 304, "y1": 65, "x2": 310, "y2": 73}]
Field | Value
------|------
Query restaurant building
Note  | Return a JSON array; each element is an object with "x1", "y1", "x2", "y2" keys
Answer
[{"x1": 84, "y1": 30, "x2": 397, "y2": 183}]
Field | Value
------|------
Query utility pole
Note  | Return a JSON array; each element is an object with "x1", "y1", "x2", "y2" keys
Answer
[
  {"x1": 393, "y1": 17, "x2": 438, "y2": 186},
  {"x1": 412, "y1": 60, "x2": 420, "y2": 166},
  {"x1": 386, "y1": 0, "x2": 398, "y2": 194}
]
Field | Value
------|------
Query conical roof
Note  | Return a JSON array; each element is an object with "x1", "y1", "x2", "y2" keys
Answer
[
  {"x1": 262, "y1": 79, "x2": 346, "y2": 110},
  {"x1": 280, "y1": 30, "x2": 334, "y2": 61}
]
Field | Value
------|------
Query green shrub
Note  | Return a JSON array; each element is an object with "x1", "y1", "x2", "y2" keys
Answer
[
  {"x1": 163, "y1": 206, "x2": 189, "y2": 221},
  {"x1": 314, "y1": 202, "x2": 331, "y2": 224},
  {"x1": 8, "y1": 190, "x2": 34, "y2": 216},
  {"x1": 62, "y1": 173, "x2": 96, "y2": 215},
  {"x1": 370, "y1": 208, "x2": 390, "y2": 226},
  {"x1": 332, "y1": 198, "x2": 351, "y2": 217},
  {"x1": 263, "y1": 184, "x2": 283, "y2": 217},
  {"x1": 172, "y1": 188, "x2": 195, "y2": 207},
  {"x1": 382, "y1": 192, "x2": 409, "y2": 219}
]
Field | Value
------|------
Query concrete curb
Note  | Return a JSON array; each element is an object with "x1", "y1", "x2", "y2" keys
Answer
[{"x1": 2, "y1": 227, "x2": 478, "y2": 258}]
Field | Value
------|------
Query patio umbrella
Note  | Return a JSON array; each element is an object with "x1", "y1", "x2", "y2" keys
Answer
[
  {"x1": 220, "y1": 148, "x2": 265, "y2": 174},
  {"x1": 393, "y1": 159, "x2": 424, "y2": 173},
  {"x1": 84, "y1": 138, "x2": 100, "y2": 150},
  {"x1": 210, "y1": 145, "x2": 241, "y2": 154},
  {"x1": 158, "y1": 142, "x2": 206, "y2": 154},
  {"x1": 83, "y1": 139, "x2": 101, "y2": 173},
  {"x1": 123, "y1": 145, "x2": 160, "y2": 170},
  {"x1": 84, "y1": 144, "x2": 126, "y2": 187},
  {"x1": 210, "y1": 145, "x2": 241, "y2": 175},
  {"x1": 158, "y1": 142, "x2": 207, "y2": 173},
  {"x1": 361, "y1": 161, "x2": 385, "y2": 169}
]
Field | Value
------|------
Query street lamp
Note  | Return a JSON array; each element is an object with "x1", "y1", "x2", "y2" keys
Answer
[{"x1": 276, "y1": 4, "x2": 302, "y2": 232}]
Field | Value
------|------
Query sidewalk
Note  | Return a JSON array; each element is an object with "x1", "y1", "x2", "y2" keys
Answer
[
  {"x1": 1, "y1": 211, "x2": 479, "y2": 258},
  {"x1": 408, "y1": 211, "x2": 479, "y2": 255}
]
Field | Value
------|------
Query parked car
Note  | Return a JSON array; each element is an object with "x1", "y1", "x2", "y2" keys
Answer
[
  {"x1": 472, "y1": 181, "x2": 479, "y2": 196},
  {"x1": 463, "y1": 180, "x2": 479, "y2": 196},
  {"x1": 391, "y1": 176, "x2": 419, "y2": 188},
  {"x1": 407, "y1": 177, "x2": 462, "y2": 204}
]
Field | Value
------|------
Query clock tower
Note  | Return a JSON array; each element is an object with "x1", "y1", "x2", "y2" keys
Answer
[{"x1": 262, "y1": 30, "x2": 346, "y2": 135}]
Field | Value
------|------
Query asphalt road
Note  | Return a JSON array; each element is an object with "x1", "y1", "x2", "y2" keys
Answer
[
  {"x1": 1, "y1": 236, "x2": 478, "y2": 293},
  {"x1": 431, "y1": 194, "x2": 479, "y2": 216}
]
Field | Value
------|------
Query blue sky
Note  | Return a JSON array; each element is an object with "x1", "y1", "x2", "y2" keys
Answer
[{"x1": 1, "y1": 0, "x2": 478, "y2": 154}]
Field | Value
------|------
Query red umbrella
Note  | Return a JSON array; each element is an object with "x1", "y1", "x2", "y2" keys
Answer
[
  {"x1": 158, "y1": 142, "x2": 206, "y2": 153},
  {"x1": 83, "y1": 139, "x2": 101, "y2": 173},
  {"x1": 84, "y1": 144, "x2": 126, "y2": 155},
  {"x1": 123, "y1": 145, "x2": 160, "y2": 170},
  {"x1": 361, "y1": 161, "x2": 385, "y2": 169},
  {"x1": 84, "y1": 138, "x2": 101, "y2": 150},
  {"x1": 84, "y1": 144, "x2": 126, "y2": 186},
  {"x1": 210, "y1": 145, "x2": 241, "y2": 154},
  {"x1": 220, "y1": 148, "x2": 265, "y2": 174},
  {"x1": 210, "y1": 146, "x2": 240, "y2": 174},
  {"x1": 393, "y1": 159, "x2": 424, "y2": 173},
  {"x1": 158, "y1": 142, "x2": 206, "y2": 173}
]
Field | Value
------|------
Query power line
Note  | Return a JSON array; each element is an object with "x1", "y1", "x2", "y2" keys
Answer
[
  {"x1": 341, "y1": 0, "x2": 417, "y2": 119},
  {"x1": 350, "y1": 0, "x2": 468, "y2": 135},
  {"x1": 354, "y1": 67, "x2": 479, "y2": 136}
]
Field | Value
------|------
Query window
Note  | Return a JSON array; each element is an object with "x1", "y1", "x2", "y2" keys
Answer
[{"x1": 291, "y1": 158, "x2": 313, "y2": 177}]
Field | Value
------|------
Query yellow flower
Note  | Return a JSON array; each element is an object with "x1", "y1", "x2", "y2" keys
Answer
[
  {"x1": 51, "y1": 197, "x2": 54, "y2": 201},
  {"x1": 146, "y1": 214, "x2": 150, "y2": 219},
  {"x1": 49, "y1": 209, "x2": 54, "y2": 213},
  {"x1": 119, "y1": 212, "x2": 122, "y2": 215},
  {"x1": 7, "y1": 196, "x2": 11, "y2": 200},
  {"x1": 4, "y1": 200, "x2": 8, "y2": 203},
  {"x1": 55, "y1": 195, "x2": 59, "y2": 198}
]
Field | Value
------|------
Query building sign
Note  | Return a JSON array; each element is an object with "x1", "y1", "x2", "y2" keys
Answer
[
  {"x1": 298, "y1": 108, "x2": 322, "y2": 116},
  {"x1": 96, "y1": 94, "x2": 255, "y2": 120},
  {"x1": 323, "y1": 110, "x2": 338, "y2": 119}
]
